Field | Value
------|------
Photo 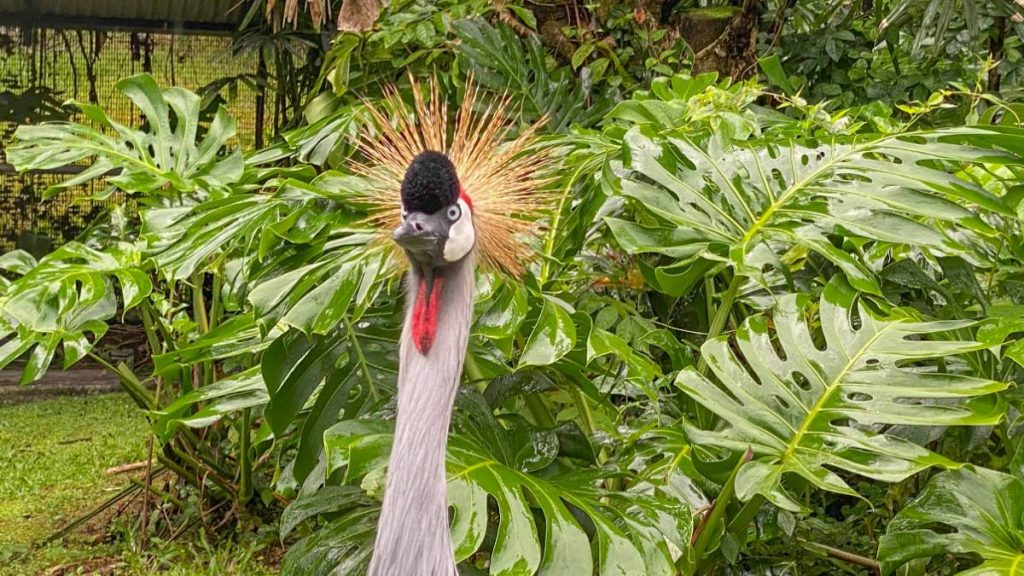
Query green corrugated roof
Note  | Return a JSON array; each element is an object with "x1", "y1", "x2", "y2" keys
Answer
[{"x1": 0, "y1": 0, "x2": 243, "y2": 29}]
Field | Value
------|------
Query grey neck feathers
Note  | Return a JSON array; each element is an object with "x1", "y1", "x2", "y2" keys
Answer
[{"x1": 368, "y1": 255, "x2": 475, "y2": 576}]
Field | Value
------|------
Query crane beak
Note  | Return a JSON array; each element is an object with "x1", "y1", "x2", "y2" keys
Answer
[{"x1": 392, "y1": 212, "x2": 447, "y2": 268}]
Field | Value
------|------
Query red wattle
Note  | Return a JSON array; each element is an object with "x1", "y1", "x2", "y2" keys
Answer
[{"x1": 411, "y1": 277, "x2": 444, "y2": 354}]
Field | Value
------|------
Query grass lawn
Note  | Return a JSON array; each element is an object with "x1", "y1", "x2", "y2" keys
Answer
[
  {"x1": 0, "y1": 393, "x2": 278, "y2": 575},
  {"x1": 0, "y1": 393, "x2": 147, "y2": 574}
]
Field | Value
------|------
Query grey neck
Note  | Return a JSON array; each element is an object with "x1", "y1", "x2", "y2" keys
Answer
[{"x1": 368, "y1": 255, "x2": 475, "y2": 576}]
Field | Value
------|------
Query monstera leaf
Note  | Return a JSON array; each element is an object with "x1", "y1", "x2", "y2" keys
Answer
[
  {"x1": 147, "y1": 170, "x2": 393, "y2": 333},
  {"x1": 446, "y1": 436, "x2": 689, "y2": 576},
  {"x1": 879, "y1": 466, "x2": 1024, "y2": 575},
  {"x1": 9, "y1": 74, "x2": 243, "y2": 197},
  {"x1": 152, "y1": 367, "x2": 267, "y2": 440},
  {"x1": 0, "y1": 242, "x2": 151, "y2": 383},
  {"x1": 610, "y1": 124, "x2": 1024, "y2": 295},
  {"x1": 677, "y1": 278, "x2": 1008, "y2": 512},
  {"x1": 319, "y1": 412, "x2": 692, "y2": 576}
]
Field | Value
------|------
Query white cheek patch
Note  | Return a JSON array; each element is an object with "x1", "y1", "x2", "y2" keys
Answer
[{"x1": 443, "y1": 198, "x2": 475, "y2": 262}]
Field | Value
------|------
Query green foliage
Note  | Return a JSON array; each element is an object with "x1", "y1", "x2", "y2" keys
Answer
[
  {"x1": 0, "y1": 242, "x2": 146, "y2": 385},
  {"x1": 315, "y1": 396, "x2": 693, "y2": 575},
  {"x1": 769, "y1": 0, "x2": 1024, "y2": 111},
  {"x1": 681, "y1": 279, "x2": 1005, "y2": 512},
  {"x1": 9, "y1": 75, "x2": 243, "y2": 198},
  {"x1": 453, "y1": 19, "x2": 618, "y2": 130},
  {"x1": 613, "y1": 122, "x2": 1019, "y2": 296},
  {"x1": 7, "y1": 3, "x2": 1024, "y2": 574},
  {"x1": 879, "y1": 466, "x2": 1024, "y2": 574}
]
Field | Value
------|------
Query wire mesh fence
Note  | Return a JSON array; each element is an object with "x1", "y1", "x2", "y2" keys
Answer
[{"x1": 0, "y1": 26, "x2": 272, "y2": 253}]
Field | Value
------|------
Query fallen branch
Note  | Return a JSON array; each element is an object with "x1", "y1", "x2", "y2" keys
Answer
[
  {"x1": 104, "y1": 460, "x2": 153, "y2": 475},
  {"x1": 42, "y1": 483, "x2": 143, "y2": 545}
]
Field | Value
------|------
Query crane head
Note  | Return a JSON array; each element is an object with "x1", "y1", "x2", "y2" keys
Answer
[
  {"x1": 392, "y1": 151, "x2": 475, "y2": 271},
  {"x1": 356, "y1": 75, "x2": 554, "y2": 278}
]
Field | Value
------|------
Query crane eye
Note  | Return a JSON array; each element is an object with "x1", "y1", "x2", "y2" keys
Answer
[{"x1": 446, "y1": 205, "x2": 461, "y2": 222}]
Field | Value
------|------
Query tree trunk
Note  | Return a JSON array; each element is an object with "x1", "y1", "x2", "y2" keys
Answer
[
  {"x1": 988, "y1": 16, "x2": 1006, "y2": 93},
  {"x1": 674, "y1": 0, "x2": 760, "y2": 79}
]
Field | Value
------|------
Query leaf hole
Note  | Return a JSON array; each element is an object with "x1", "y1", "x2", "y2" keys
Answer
[
  {"x1": 849, "y1": 305, "x2": 863, "y2": 331},
  {"x1": 773, "y1": 395, "x2": 791, "y2": 410},
  {"x1": 846, "y1": 392, "x2": 872, "y2": 402},
  {"x1": 769, "y1": 168, "x2": 787, "y2": 188},
  {"x1": 792, "y1": 371, "x2": 813, "y2": 392},
  {"x1": 769, "y1": 334, "x2": 787, "y2": 361}
]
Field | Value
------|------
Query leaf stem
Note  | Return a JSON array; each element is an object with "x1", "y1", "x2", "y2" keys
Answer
[
  {"x1": 42, "y1": 483, "x2": 142, "y2": 545},
  {"x1": 797, "y1": 538, "x2": 880, "y2": 574},
  {"x1": 689, "y1": 447, "x2": 753, "y2": 572},
  {"x1": 138, "y1": 301, "x2": 162, "y2": 357},
  {"x1": 726, "y1": 493, "x2": 765, "y2": 541},
  {"x1": 540, "y1": 161, "x2": 588, "y2": 285},
  {"x1": 570, "y1": 384, "x2": 596, "y2": 437},
  {"x1": 130, "y1": 476, "x2": 186, "y2": 510},
  {"x1": 697, "y1": 273, "x2": 743, "y2": 376},
  {"x1": 191, "y1": 271, "x2": 213, "y2": 387},
  {"x1": 344, "y1": 317, "x2": 378, "y2": 402},
  {"x1": 525, "y1": 392, "x2": 557, "y2": 429},
  {"x1": 138, "y1": 374, "x2": 163, "y2": 550},
  {"x1": 238, "y1": 408, "x2": 253, "y2": 503},
  {"x1": 141, "y1": 299, "x2": 175, "y2": 351},
  {"x1": 192, "y1": 271, "x2": 209, "y2": 333},
  {"x1": 88, "y1": 352, "x2": 154, "y2": 410},
  {"x1": 169, "y1": 438, "x2": 236, "y2": 497},
  {"x1": 463, "y1": 349, "x2": 486, "y2": 389},
  {"x1": 210, "y1": 269, "x2": 222, "y2": 331},
  {"x1": 694, "y1": 273, "x2": 743, "y2": 428}
]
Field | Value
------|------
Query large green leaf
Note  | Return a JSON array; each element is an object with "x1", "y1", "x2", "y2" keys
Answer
[
  {"x1": 151, "y1": 312, "x2": 272, "y2": 377},
  {"x1": 446, "y1": 436, "x2": 687, "y2": 576},
  {"x1": 879, "y1": 466, "x2": 1024, "y2": 575},
  {"x1": 612, "y1": 124, "x2": 1024, "y2": 295},
  {"x1": 518, "y1": 295, "x2": 577, "y2": 368},
  {"x1": 264, "y1": 314, "x2": 399, "y2": 486},
  {"x1": 145, "y1": 169, "x2": 357, "y2": 279},
  {"x1": 677, "y1": 278, "x2": 1008, "y2": 512},
  {"x1": 280, "y1": 507, "x2": 378, "y2": 576},
  {"x1": 152, "y1": 367, "x2": 267, "y2": 440},
  {"x1": 322, "y1": 415, "x2": 692, "y2": 575},
  {"x1": 147, "y1": 170, "x2": 393, "y2": 333},
  {"x1": 263, "y1": 330, "x2": 348, "y2": 437},
  {"x1": 607, "y1": 73, "x2": 760, "y2": 139},
  {"x1": 9, "y1": 74, "x2": 243, "y2": 197},
  {"x1": 0, "y1": 242, "x2": 150, "y2": 383}
]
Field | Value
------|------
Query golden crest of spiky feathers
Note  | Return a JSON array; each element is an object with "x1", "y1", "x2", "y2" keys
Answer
[{"x1": 354, "y1": 76, "x2": 555, "y2": 277}]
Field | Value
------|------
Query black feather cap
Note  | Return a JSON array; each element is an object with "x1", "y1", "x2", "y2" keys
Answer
[{"x1": 400, "y1": 151, "x2": 459, "y2": 214}]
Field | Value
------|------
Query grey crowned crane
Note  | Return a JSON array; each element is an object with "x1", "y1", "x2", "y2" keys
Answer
[{"x1": 354, "y1": 78, "x2": 553, "y2": 576}]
